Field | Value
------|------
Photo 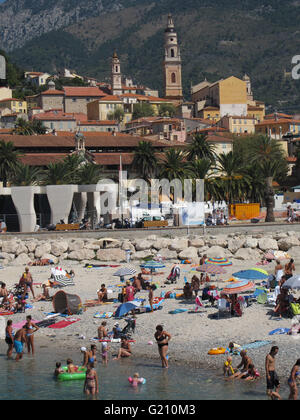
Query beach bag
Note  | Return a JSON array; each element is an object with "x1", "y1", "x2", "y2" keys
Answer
[{"x1": 290, "y1": 303, "x2": 300, "y2": 316}]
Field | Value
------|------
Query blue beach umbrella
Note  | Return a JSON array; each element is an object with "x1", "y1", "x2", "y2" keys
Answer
[
  {"x1": 232, "y1": 269, "x2": 268, "y2": 280},
  {"x1": 114, "y1": 301, "x2": 141, "y2": 318},
  {"x1": 140, "y1": 261, "x2": 166, "y2": 270}
]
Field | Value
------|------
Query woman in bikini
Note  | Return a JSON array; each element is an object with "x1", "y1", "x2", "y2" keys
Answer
[
  {"x1": 24, "y1": 315, "x2": 39, "y2": 355},
  {"x1": 288, "y1": 359, "x2": 300, "y2": 400},
  {"x1": 84, "y1": 362, "x2": 99, "y2": 396},
  {"x1": 155, "y1": 325, "x2": 171, "y2": 369},
  {"x1": 82, "y1": 345, "x2": 97, "y2": 367}
]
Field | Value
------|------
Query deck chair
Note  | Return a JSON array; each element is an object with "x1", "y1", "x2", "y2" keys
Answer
[
  {"x1": 256, "y1": 292, "x2": 268, "y2": 304},
  {"x1": 267, "y1": 286, "x2": 280, "y2": 306},
  {"x1": 245, "y1": 288, "x2": 267, "y2": 302},
  {"x1": 218, "y1": 298, "x2": 231, "y2": 319}
]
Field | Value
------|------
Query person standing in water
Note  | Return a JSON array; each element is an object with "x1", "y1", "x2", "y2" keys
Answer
[
  {"x1": 5, "y1": 319, "x2": 14, "y2": 358},
  {"x1": 84, "y1": 362, "x2": 99, "y2": 396},
  {"x1": 155, "y1": 325, "x2": 171, "y2": 369},
  {"x1": 14, "y1": 326, "x2": 26, "y2": 362},
  {"x1": 24, "y1": 315, "x2": 39, "y2": 355},
  {"x1": 288, "y1": 359, "x2": 300, "y2": 400},
  {"x1": 265, "y1": 346, "x2": 281, "y2": 400}
]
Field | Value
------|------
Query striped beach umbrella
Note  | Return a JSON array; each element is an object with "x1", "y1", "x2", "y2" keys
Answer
[
  {"x1": 140, "y1": 261, "x2": 166, "y2": 270},
  {"x1": 196, "y1": 264, "x2": 227, "y2": 275},
  {"x1": 222, "y1": 280, "x2": 255, "y2": 295},
  {"x1": 113, "y1": 266, "x2": 136, "y2": 279},
  {"x1": 206, "y1": 257, "x2": 232, "y2": 266}
]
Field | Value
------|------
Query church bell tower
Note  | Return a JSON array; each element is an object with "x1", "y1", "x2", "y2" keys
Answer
[
  {"x1": 163, "y1": 14, "x2": 183, "y2": 105},
  {"x1": 111, "y1": 51, "x2": 122, "y2": 96}
]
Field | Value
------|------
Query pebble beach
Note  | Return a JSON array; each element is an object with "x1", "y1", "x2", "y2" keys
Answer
[{"x1": 0, "y1": 229, "x2": 300, "y2": 387}]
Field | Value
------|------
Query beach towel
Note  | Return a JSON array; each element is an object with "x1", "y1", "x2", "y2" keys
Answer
[
  {"x1": 169, "y1": 308, "x2": 188, "y2": 314},
  {"x1": 36, "y1": 319, "x2": 57, "y2": 328},
  {"x1": 47, "y1": 318, "x2": 80, "y2": 329},
  {"x1": 241, "y1": 340, "x2": 272, "y2": 350},
  {"x1": 93, "y1": 312, "x2": 114, "y2": 319},
  {"x1": 144, "y1": 297, "x2": 164, "y2": 312},
  {"x1": 12, "y1": 320, "x2": 40, "y2": 329},
  {"x1": 269, "y1": 328, "x2": 290, "y2": 336}
]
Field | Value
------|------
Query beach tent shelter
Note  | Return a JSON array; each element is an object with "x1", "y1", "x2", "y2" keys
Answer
[{"x1": 52, "y1": 290, "x2": 82, "y2": 315}]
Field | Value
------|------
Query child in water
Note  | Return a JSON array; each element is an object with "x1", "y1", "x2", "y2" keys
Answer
[
  {"x1": 129, "y1": 372, "x2": 145, "y2": 387},
  {"x1": 223, "y1": 356, "x2": 236, "y2": 377},
  {"x1": 54, "y1": 362, "x2": 64, "y2": 377},
  {"x1": 101, "y1": 341, "x2": 110, "y2": 365}
]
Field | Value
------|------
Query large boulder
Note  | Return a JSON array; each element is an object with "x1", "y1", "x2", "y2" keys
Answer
[
  {"x1": 207, "y1": 246, "x2": 233, "y2": 259},
  {"x1": 234, "y1": 248, "x2": 261, "y2": 261},
  {"x1": 205, "y1": 235, "x2": 228, "y2": 248},
  {"x1": 169, "y1": 239, "x2": 189, "y2": 252},
  {"x1": 157, "y1": 248, "x2": 178, "y2": 260},
  {"x1": 24, "y1": 240, "x2": 38, "y2": 253},
  {"x1": 96, "y1": 248, "x2": 126, "y2": 262},
  {"x1": 152, "y1": 238, "x2": 172, "y2": 250},
  {"x1": 83, "y1": 241, "x2": 101, "y2": 251},
  {"x1": 41, "y1": 253, "x2": 59, "y2": 264},
  {"x1": 51, "y1": 241, "x2": 69, "y2": 257},
  {"x1": 277, "y1": 237, "x2": 300, "y2": 251},
  {"x1": 178, "y1": 247, "x2": 198, "y2": 261},
  {"x1": 14, "y1": 253, "x2": 31, "y2": 266},
  {"x1": 288, "y1": 247, "x2": 300, "y2": 259},
  {"x1": 121, "y1": 241, "x2": 135, "y2": 253},
  {"x1": 15, "y1": 243, "x2": 28, "y2": 256},
  {"x1": 188, "y1": 237, "x2": 205, "y2": 248},
  {"x1": 131, "y1": 250, "x2": 154, "y2": 261},
  {"x1": 135, "y1": 240, "x2": 154, "y2": 252},
  {"x1": 244, "y1": 237, "x2": 258, "y2": 249},
  {"x1": 0, "y1": 252, "x2": 15, "y2": 262},
  {"x1": 258, "y1": 237, "x2": 278, "y2": 252},
  {"x1": 67, "y1": 249, "x2": 95, "y2": 261},
  {"x1": 2, "y1": 240, "x2": 18, "y2": 254},
  {"x1": 227, "y1": 237, "x2": 246, "y2": 254},
  {"x1": 35, "y1": 243, "x2": 51, "y2": 258},
  {"x1": 68, "y1": 240, "x2": 85, "y2": 252}
]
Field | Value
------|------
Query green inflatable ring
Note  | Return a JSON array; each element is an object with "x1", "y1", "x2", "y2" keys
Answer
[{"x1": 57, "y1": 366, "x2": 87, "y2": 381}]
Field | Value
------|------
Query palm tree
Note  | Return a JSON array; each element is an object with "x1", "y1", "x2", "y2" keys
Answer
[
  {"x1": 247, "y1": 135, "x2": 288, "y2": 222},
  {"x1": 215, "y1": 151, "x2": 250, "y2": 204},
  {"x1": 186, "y1": 133, "x2": 216, "y2": 163},
  {"x1": 62, "y1": 154, "x2": 85, "y2": 184},
  {"x1": 10, "y1": 163, "x2": 44, "y2": 186},
  {"x1": 77, "y1": 163, "x2": 103, "y2": 185},
  {"x1": 159, "y1": 148, "x2": 190, "y2": 181},
  {"x1": 132, "y1": 141, "x2": 158, "y2": 182},
  {"x1": 13, "y1": 118, "x2": 35, "y2": 135},
  {"x1": 0, "y1": 140, "x2": 21, "y2": 187},
  {"x1": 187, "y1": 158, "x2": 217, "y2": 201},
  {"x1": 43, "y1": 162, "x2": 73, "y2": 185}
]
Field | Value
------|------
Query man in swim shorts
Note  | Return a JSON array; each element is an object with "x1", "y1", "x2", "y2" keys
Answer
[
  {"x1": 265, "y1": 346, "x2": 281, "y2": 400},
  {"x1": 14, "y1": 327, "x2": 26, "y2": 362}
]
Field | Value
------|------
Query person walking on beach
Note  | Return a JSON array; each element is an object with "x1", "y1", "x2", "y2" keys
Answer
[
  {"x1": 24, "y1": 315, "x2": 39, "y2": 355},
  {"x1": 265, "y1": 346, "x2": 281, "y2": 400},
  {"x1": 19, "y1": 267, "x2": 35, "y2": 299},
  {"x1": 155, "y1": 325, "x2": 171, "y2": 369},
  {"x1": 14, "y1": 326, "x2": 26, "y2": 362},
  {"x1": 5, "y1": 319, "x2": 14, "y2": 359},
  {"x1": 288, "y1": 359, "x2": 300, "y2": 400}
]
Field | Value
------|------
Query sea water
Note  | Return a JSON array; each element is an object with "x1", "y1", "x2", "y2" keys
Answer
[{"x1": 0, "y1": 347, "x2": 290, "y2": 400}]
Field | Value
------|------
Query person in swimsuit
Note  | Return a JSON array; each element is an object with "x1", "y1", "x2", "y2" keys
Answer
[
  {"x1": 14, "y1": 327, "x2": 26, "y2": 362},
  {"x1": 98, "y1": 321, "x2": 108, "y2": 340},
  {"x1": 84, "y1": 362, "x2": 99, "y2": 396},
  {"x1": 101, "y1": 342, "x2": 109, "y2": 365},
  {"x1": 82, "y1": 345, "x2": 97, "y2": 367},
  {"x1": 66, "y1": 359, "x2": 76, "y2": 374},
  {"x1": 155, "y1": 325, "x2": 171, "y2": 369},
  {"x1": 54, "y1": 362, "x2": 64, "y2": 377},
  {"x1": 125, "y1": 280, "x2": 135, "y2": 302},
  {"x1": 240, "y1": 364, "x2": 260, "y2": 381},
  {"x1": 147, "y1": 284, "x2": 154, "y2": 312},
  {"x1": 231, "y1": 350, "x2": 253, "y2": 378},
  {"x1": 274, "y1": 260, "x2": 283, "y2": 285},
  {"x1": 5, "y1": 319, "x2": 14, "y2": 358},
  {"x1": 20, "y1": 267, "x2": 35, "y2": 299},
  {"x1": 114, "y1": 338, "x2": 132, "y2": 360},
  {"x1": 288, "y1": 359, "x2": 300, "y2": 400},
  {"x1": 285, "y1": 259, "x2": 295, "y2": 280},
  {"x1": 24, "y1": 315, "x2": 39, "y2": 355},
  {"x1": 97, "y1": 284, "x2": 107, "y2": 304},
  {"x1": 265, "y1": 346, "x2": 281, "y2": 400}
]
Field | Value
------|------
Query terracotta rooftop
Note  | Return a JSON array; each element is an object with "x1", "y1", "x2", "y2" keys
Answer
[
  {"x1": 63, "y1": 86, "x2": 106, "y2": 97},
  {"x1": 41, "y1": 89, "x2": 64, "y2": 96}
]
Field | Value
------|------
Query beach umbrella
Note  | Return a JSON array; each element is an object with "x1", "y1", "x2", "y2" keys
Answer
[
  {"x1": 206, "y1": 257, "x2": 232, "y2": 266},
  {"x1": 113, "y1": 267, "x2": 136, "y2": 278},
  {"x1": 114, "y1": 301, "x2": 141, "y2": 318},
  {"x1": 282, "y1": 275, "x2": 300, "y2": 289},
  {"x1": 233, "y1": 269, "x2": 268, "y2": 280},
  {"x1": 196, "y1": 264, "x2": 226, "y2": 275},
  {"x1": 222, "y1": 280, "x2": 255, "y2": 295},
  {"x1": 140, "y1": 261, "x2": 166, "y2": 270}
]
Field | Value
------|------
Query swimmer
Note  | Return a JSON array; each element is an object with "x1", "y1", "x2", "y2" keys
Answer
[
  {"x1": 84, "y1": 362, "x2": 99, "y2": 396},
  {"x1": 66, "y1": 359, "x2": 76, "y2": 374},
  {"x1": 24, "y1": 315, "x2": 39, "y2": 355},
  {"x1": 129, "y1": 373, "x2": 145, "y2": 387},
  {"x1": 101, "y1": 341, "x2": 109, "y2": 365},
  {"x1": 223, "y1": 356, "x2": 236, "y2": 377},
  {"x1": 5, "y1": 320, "x2": 14, "y2": 359},
  {"x1": 14, "y1": 326, "x2": 26, "y2": 362},
  {"x1": 54, "y1": 362, "x2": 64, "y2": 377},
  {"x1": 288, "y1": 359, "x2": 300, "y2": 400}
]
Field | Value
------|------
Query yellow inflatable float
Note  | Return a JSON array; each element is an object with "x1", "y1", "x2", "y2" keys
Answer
[{"x1": 208, "y1": 347, "x2": 226, "y2": 355}]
